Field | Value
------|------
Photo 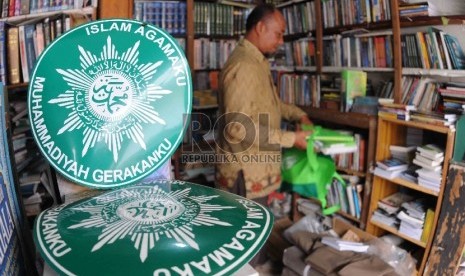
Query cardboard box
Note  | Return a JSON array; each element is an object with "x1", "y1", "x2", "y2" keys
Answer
[{"x1": 332, "y1": 217, "x2": 376, "y2": 242}]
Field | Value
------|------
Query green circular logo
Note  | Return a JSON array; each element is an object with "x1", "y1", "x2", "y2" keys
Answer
[
  {"x1": 28, "y1": 19, "x2": 192, "y2": 188},
  {"x1": 34, "y1": 180, "x2": 273, "y2": 275}
]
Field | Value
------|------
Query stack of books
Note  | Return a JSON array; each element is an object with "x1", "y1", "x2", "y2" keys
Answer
[
  {"x1": 409, "y1": 110, "x2": 458, "y2": 129},
  {"x1": 309, "y1": 127, "x2": 357, "y2": 155},
  {"x1": 397, "y1": 199, "x2": 427, "y2": 241},
  {"x1": 378, "y1": 102, "x2": 416, "y2": 121},
  {"x1": 321, "y1": 236, "x2": 369, "y2": 253},
  {"x1": 413, "y1": 144, "x2": 444, "y2": 192},
  {"x1": 374, "y1": 157, "x2": 409, "y2": 179},
  {"x1": 399, "y1": 2, "x2": 429, "y2": 18},
  {"x1": 437, "y1": 82, "x2": 465, "y2": 114},
  {"x1": 371, "y1": 192, "x2": 414, "y2": 227}
]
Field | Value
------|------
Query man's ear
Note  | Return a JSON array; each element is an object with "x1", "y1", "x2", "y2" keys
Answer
[{"x1": 255, "y1": 20, "x2": 266, "y2": 35}]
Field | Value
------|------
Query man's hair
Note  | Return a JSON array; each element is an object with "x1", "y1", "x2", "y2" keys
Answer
[{"x1": 245, "y1": 3, "x2": 277, "y2": 33}]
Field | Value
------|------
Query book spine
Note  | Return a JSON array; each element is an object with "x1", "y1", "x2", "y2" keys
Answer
[{"x1": 7, "y1": 27, "x2": 20, "y2": 85}]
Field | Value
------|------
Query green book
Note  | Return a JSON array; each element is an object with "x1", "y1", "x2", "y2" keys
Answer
[
  {"x1": 341, "y1": 70, "x2": 367, "y2": 112},
  {"x1": 304, "y1": 125, "x2": 355, "y2": 142}
]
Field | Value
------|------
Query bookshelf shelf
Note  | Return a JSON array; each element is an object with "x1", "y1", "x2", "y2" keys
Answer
[
  {"x1": 375, "y1": 175, "x2": 440, "y2": 197},
  {"x1": 0, "y1": 6, "x2": 96, "y2": 24},
  {"x1": 370, "y1": 220, "x2": 427, "y2": 248},
  {"x1": 336, "y1": 168, "x2": 366, "y2": 177},
  {"x1": 379, "y1": 117, "x2": 453, "y2": 134},
  {"x1": 402, "y1": 68, "x2": 465, "y2": 77},
  {"x1": 321, "y1": 67, "x2": 395, "y2": 73}
]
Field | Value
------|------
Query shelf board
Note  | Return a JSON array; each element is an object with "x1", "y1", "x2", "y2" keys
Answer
[
  {"x1": 379, "y1": 117, "x2": 454, "y2": 134},
  {"x1": 374, "y1": 175, "x2": 439, "y2": 196},
  {"x1": 370, "y1": 220, "x2": 427, "y2": 248},
  {"x1": 271, "y1": 66, "x2": 295, "y2": 72},
  {"x1": 301, "y1": 106, "x2": 376, "y2": 129},
  {"x1": 1, "y1": 6, "x2": 96, "y2": 24},
  {"x1": 402, "y1": 68, "x2": 465, "y2": 78},
  {"x1": 400, "y1": 15, "x2": 465, "y2": 28},
  {"x1": 321, "y1": 66, "x2": 394, "y2": 73},
  {"x1": 337, "y1": 167, "x2": 366, "y2": 177},
  {"x1": 337, "y1": 210, "x2": 360, "y2": 223}
]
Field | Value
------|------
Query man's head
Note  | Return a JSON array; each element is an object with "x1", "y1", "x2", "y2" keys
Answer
[{"x1": 245, "y1": 4, "x2": 285, "y2": 55}]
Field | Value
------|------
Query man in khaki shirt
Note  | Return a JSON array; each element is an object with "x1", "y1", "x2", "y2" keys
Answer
[{"x1": 216, "y1": 4, "x2": 312, "y2": 204}]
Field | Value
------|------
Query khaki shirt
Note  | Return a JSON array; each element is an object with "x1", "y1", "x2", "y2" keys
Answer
[{"x1": 216, "y1": 39, "x2": 306, "y2": 199}]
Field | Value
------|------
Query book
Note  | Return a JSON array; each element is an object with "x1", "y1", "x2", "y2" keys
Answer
[
  {"x1": 412, "y1": 158, "x2": 442, "y2": 172},
  {"x1": 376, "y1": 157, "x2": 408, "y2": 171},
  {"x1": 416, "y1": 168, "x2": 442, "y2": 182},
  {"x1": 321, "y1": 236, "x2": 369, "y2": 252},
  {"x1": 7, "y1": 26, "x2": 20, "y2": 84},
  {"x1": 414, "y1": 154, "x2": 444, "y2": 167},
  {"x1": 340, "y1": 69, "x2": 367, "y2": 112},
  {"x1": 444, "y1": 33, "x2": 465, "y2": 70},
  {"x1": 377, "y1": 192, "x2": 414, "y2": 215},
  {"x1": 374, "y1": 166, "x2": 404, "y2": 180},
  {"x1": 314, "y1": 140, "x2": 358, "y2": 155},
  {"x1": 420, "y1": 208, "x2": 435, "y2": 243},
  {"x1": 417, "y1": 144, "x2": 444, "y2": 160}
]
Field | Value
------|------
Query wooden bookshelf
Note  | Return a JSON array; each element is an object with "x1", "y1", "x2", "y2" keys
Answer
[{"x1": 367, "y1": 116, "x2": 456, "y2": 274}]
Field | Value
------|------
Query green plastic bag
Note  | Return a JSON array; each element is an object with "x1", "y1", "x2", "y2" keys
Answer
[{"x1": 281, "y1": 126, "x2": 347, "y2": 215}]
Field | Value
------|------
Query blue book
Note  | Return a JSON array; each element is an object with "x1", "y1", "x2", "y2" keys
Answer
[
  {"x1": 24, "y1": 24, "x2": 36, "y2": 80},
  {"x1": 0, "y1": 22, "x2": 5, "y2": 85},
  {"x1": 444, "y1": 33, "x2": 465, "y2": 70}
]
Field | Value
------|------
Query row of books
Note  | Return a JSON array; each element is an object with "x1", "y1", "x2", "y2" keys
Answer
[
  {"x1": 283, "y1": 28, "x2": 465, "y2": 71},
  {"x1": 133, "y1": 1, "x2": 187, "y2": 36},
  {"x1": 378, "y1": 99, "x2": 458, "y2": 129},
  {"x1": 320, "y1": 0, "x2": 391, "y2": 28},
  {"x1": 0, "y1": 13, "x2": 80, "y2": 85},
  {"x1": 193, "y1": 70, "x2": 218, "y2": 91},
  {"x1": 281, "y1": 1, "x2": 316, "y2": 35},
  {"x1": 437, "y1": 82, "x2": 465, "y2": 115},
  {"x1": 401, "y1": 28, "x2": 465, "y2": 70},
  {"x1": 399, "y1": 1, "x2": 429, "y2": 18},
  {"x1": 372, "y1": 192, "x2": 435, "y2": 243},
  {"x1": 194, "y1": 2, "x2": 249, "y2": 37},
  {"x1": 193, "y1": 38, "x2": 236, "y2": 70},
  {"x1": 278, "y1": 72, "x2": 317, "y2": 107},
  {"x1": 322, "y1": 32, "x2": 394, "y2": 68},
  {"x1": 277, "y1": 38, "x2": 316, "y2": 68},
  {"x1": 327, "y1": 133, "x2": 366, "y2": 173},
  {"x1": 1, "y1": 0, "x2": 94, "y2": 18},
  {"x1": 326, "y1": 176, "x2": 363, "y2": 219}
]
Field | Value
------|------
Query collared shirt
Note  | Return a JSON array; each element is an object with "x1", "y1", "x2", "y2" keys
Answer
[{"x1": 216, "y1": 39, "x2": 306, "y2": 199}]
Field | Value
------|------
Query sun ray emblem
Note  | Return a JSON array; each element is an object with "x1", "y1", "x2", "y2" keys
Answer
[
  {"x1": 48, "y1": 36, "x2": 171, "y2": 162},
  {"x1": 66, "y1": 185, "x2": 235, "y2": 263}
]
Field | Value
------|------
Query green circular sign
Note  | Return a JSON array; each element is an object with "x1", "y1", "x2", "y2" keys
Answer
[
  {"x1": 28, "y1": 19, "x2": 192, "y2": 188},
  {"x1": 34, "y1": 180, "x2": 273, "y2": 275}
]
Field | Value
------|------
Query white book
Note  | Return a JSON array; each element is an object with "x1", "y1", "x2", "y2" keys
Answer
[
  {"x1": 374, "y1": 166, "x2": 404, "y2": 180},
  {"x1": 397, "y1": 210, "x2": 424, "y2": 228},
  {"x1": 413, "y1": 158, "x2": 442, "y2": 172},
  {"x1": 415, "y1": 154, "x2": 444, "y2": 167},
  {"x1": 417, "y1": 144, "x2": 444, "y2": 160},
  {"x1": 416, "y1": 168, "x2": 442, "y2": 182}
]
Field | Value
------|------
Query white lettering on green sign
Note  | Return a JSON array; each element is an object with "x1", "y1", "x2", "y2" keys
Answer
[
  {"x1": 42, "y1": 208, "x2": 71, "y2": 257},
  {"x1": 85, "y1": 22, "x2": 132, "y2": 35},
  {"x1": 152, "y1": 218, "x2": 263, "y2": 275}
]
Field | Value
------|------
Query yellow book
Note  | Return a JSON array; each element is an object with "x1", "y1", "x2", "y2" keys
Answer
[{"x1": 421, "y1": 208, "x2": 435, "y2": 243}]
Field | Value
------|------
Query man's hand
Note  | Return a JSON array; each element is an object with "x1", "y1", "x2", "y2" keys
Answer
[
  {"x1": 300, "y1": 115, "x2": 313, "y2": 126},
  {"x1": 294, "y1": 130, "x2": 311, "y2": 150},
  {"x1": 297, "y1": 115, "x2": 313, "y2": 131}
]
